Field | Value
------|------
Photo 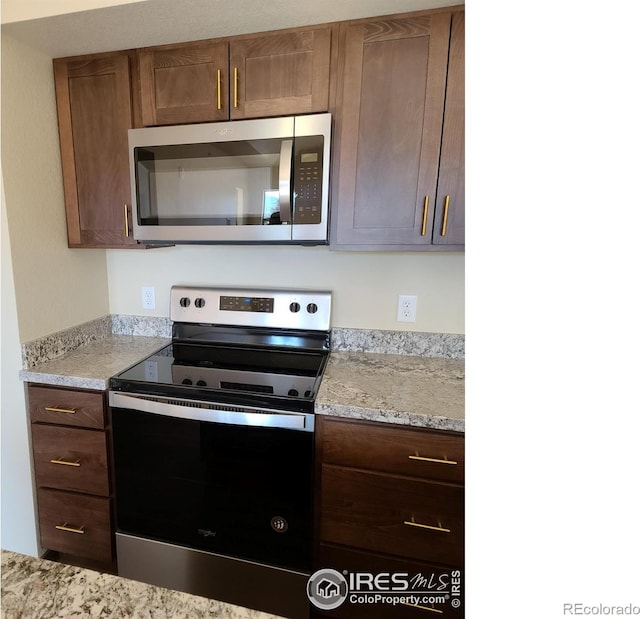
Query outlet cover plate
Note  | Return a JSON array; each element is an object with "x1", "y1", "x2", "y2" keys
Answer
[
  {"x1": 397, "y1": 294, "x2": 417, "y2": 322},
  {"x1": 142, "y1": 286, "x2": 156, "y2": 310}
]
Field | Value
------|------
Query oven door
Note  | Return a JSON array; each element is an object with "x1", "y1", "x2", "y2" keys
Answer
[
  {"x1": 110, "y1": 392, "x2": 314, "y2": 572},
  {"x1": 110, "y1": 392, "x2": 314, "y2": 617}
]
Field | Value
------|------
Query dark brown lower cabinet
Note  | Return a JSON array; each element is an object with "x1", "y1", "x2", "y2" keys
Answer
[
  {"x1": 37, "y1": 488, "x2": 112, "y2": 563},
  {"x1": 28, "y1": 384, "x2": 116, "y2": 573},
  {"x1": 314, "y1": 416, "x2": 464, "y2": 618}
]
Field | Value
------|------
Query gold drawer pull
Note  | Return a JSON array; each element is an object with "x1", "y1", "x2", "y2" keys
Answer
[
  {"x1": 408, "y1": 455, "x2": 458, "y2": 466},
  {"x1": 55, "y1": 522, "x2": 85, "y2": 534},
  {"x1": 404, "y1": 520, "x2": 450, "y2": 534},
  {"x1": 50, "y1": 458, "x2": 80, "y2": 467},
  {"x1": 44, "y1": 406, "x2": 76, "y2": 414},
  {"x1": 401, "y1": 601, "x2": 444, "y2": 614}
]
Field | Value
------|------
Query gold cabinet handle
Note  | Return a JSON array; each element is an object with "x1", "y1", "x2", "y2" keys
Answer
[
  {"x1": 233, "y1": 66, "x2": 238, "y2": 109},
  {"x1": 404, "y1": 520, "x2": 450, "y2": 534},
  {"x1": 421, "y1": 196, "x2": 429, "y2": 236},
  {"x1": 216, "y1": 69, "x2": 222, "y2": 110},
  {"x1": 440, "y1": 195, "x2": 450, "y2": 236},
  {"x1": 44, "y1": 406, "x2": 76, "y2": 414},
  {"x1": 55, "y1": 522, "x2": 85, "y2": 534},
  {"x1": 124, "y1": 203, "x2": 130, "y2": 237},
  {"x1": 408, "y1": 455, "x2": 458, "y2": 466},
  {"x1": 50, "y1": 458, "x2": 81, "y2": 467},
  {"x1": 401, "y1": 602, "x2": 444, "y2": 614}
]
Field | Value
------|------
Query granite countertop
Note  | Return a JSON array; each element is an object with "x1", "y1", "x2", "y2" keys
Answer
[
  {"x1": 19, "y1": 335, "x2": 170, "y2": 391},
  {"x1": 19, "y1": 332, "x2": 464, "y2": 431},
  {"x1": 315, "y1": 351, "x2": 464, "y2": 432},
  {"x1": 0, "y1": 550, "x2": 283, "y2": 619}
]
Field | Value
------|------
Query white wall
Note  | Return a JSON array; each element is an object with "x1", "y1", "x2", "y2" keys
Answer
[
  {"x1": 1, "y1": 33, "x2": 110, "y2": 344},
  {"x1": 1, "y1": 178, "x2": 39, "y2": 556},
  {"x1": 107, "y1": 246, "x2": 465, "y2": 333}
]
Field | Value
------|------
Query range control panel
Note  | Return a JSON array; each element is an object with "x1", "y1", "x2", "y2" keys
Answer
[{"x1": 170, "y1": 286, "x2": 332, "y2": 331}]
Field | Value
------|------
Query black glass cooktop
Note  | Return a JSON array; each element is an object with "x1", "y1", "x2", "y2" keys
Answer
[{"x1": 110, "y1": 338, "x2": 329, "y2": 414}]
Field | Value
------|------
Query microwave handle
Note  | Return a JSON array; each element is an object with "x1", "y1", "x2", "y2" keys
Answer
[{"x1": 278, "y1": 139, "x2": 293, "y2": 224}]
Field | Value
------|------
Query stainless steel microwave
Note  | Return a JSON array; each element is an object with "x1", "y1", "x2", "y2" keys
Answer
[{"x1": 128, "y1": 113, "x2": 331, "y2": 245}]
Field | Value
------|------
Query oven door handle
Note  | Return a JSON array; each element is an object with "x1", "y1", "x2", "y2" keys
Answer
[{"x1": 108, "y1": 392, "x2": 314, "y2": 432}]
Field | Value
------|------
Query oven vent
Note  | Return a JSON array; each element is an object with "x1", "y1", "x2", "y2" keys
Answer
[
  {"x1": 136, "y1": 394, "x2": 247, "y2": 414},
  {"x1": 167, "y1": 399, "x2": 246, "y2": 414}
]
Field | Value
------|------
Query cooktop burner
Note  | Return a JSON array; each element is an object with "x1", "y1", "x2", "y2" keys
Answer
[{"x1": 110, "y1": 286, "x2": 332, "y2": 414}]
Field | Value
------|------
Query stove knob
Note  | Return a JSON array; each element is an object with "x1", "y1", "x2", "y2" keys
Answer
[
  {"x1": 179, "y1": 297, "x2": 191, "y2": 308},
  {"x1": 288, "y1": 389, "x2": 299, "y2": 397},
  {"x1": 182, "y1": 378, "x2": 193, "y2": 385},
  {"x1": 195, "y1": 298, "x2": 206, "y2": 308},
  {"x1": 196, "y1": 380, "x2": 207, "y2": 387},
  {"x1": 306, "y1": 303, "x2": 318, "y2": 314},
  {"x1": 304, "y1": 390, "x2": 313, "y2": 398},
  {"x1": 289, "y1": 302, "x2": 301, "y2": 313}
]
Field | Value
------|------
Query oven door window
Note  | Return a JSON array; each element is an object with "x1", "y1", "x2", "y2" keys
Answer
[{"x1": 112, "y1": 408, "x2": 313, "y2": 572}]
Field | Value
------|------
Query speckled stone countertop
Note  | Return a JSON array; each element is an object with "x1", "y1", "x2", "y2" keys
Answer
[
  {"x1": 315, "y1": 351, "x2": 465, "y2": 432},
  {"x1": 19, "y1": 320, "x2": 464, "y2": 431},
  {"x1": 1, "y1": 550, "x2": 283, "y2": 619},
  {"x1": 19, "y1": 335, "x2": 170, "y2": 391}
]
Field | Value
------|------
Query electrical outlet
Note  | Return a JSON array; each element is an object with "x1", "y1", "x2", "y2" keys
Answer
[
  {"x1": 142, "y1": 286, "x2": 156, "y2": 310},
  {"x1": 397, "y1": 294, "x2": 417, "y2": 322}
]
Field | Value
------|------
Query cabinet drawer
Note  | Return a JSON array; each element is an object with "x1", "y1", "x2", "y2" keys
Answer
[
  {"x1": 37, "y1": 488, "x2": 112, "y2": 563},
  {"x1": 320, "y1": 466, "x2": 463, "y2": 566},
  {"x1": 31, "y1": 425, "x2": 109, "y2": 495},
  {"x1": 314, "y1": 544, "x2": 464, "y2": 619},
  {"x1": 28, "y1": 385, "x2": 105, "y2": 429},
  {"x1": 320, "y1": 418, "x2": 464, "y2": 484}
]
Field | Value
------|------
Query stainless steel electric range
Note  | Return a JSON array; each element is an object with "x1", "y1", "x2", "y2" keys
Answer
[{"x1": 109, "y1": 286, "x2": 332, "y2": 619}]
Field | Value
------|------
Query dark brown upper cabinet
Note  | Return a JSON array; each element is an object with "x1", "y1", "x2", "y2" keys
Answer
[
  {"x1": 139, "y1": 40, "x2": 229, "y2": 125},
  {"x1": 138, "y1": 26, "x2": 332, "y2": 126},
  {"x1": 54, "y1": 51, "x2": 141, "y2": 248},
  {"x1": 330, "y1": 10, "x2": 465, "y2": 250},
  {"x1": 433, "y1": 11, "x2": 465, "y2": 246}
]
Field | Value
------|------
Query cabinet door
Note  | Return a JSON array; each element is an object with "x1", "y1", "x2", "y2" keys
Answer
[
  {"x1": 320, "y1": 417, "x2": 464, "y2": 484},
  {"x1": 139, "y1": 41, "x2": 229, "y2": 125},
  {"x1": 31, "y1": 424, "x2": 109, "y2": 496},
  {"x1": 433, "y1": 12, "x2": 465, "y2": 246},
  {"x1": 332, "y1": 13, "x2": 452, "y2": 249},
  {"x1": 320, "y1": 466, "x2": 464, "y2": 567},
  {"x1": 54, "y1": 53, "x2": 138, "y2": 247},
  {"x1": 229, "y1": 28, "x2": 331, "y2": 119},
  {"x1": 37, "y1": 488, "x2": 112, "y2": 563},
  {"x1": 28, "y1": 385, "x2": 105, "y2": 429}
]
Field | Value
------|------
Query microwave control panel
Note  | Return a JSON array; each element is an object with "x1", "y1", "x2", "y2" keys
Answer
[{"x1": 293, "y1": 136, "x2": 324, "y2": 225}]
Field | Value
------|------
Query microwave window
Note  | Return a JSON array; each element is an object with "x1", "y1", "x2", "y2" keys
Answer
[{"x1": 135, "y1": 139, "x2": 287, "y2": 227}]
